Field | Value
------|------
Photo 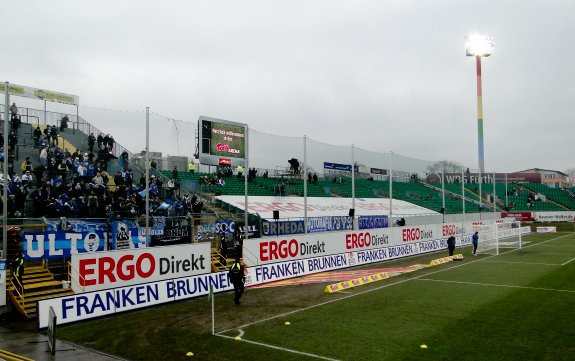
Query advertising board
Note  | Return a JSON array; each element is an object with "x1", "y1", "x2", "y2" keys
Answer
[
  {"x1": 244, "y1": 222, "x2": 473, "y2": 266},
  {"x1": 532, "y1": 212, "x2": 575, "y2": 222},
  {"x1": 70, "y1": 243, "x2": 211, "y2": 293},
  {"x1": 198, "y1": 116, "x2": 246, "y2": 167},
  {"x1": 38, "y1": 271, "x2": 233, "y2": 328}
]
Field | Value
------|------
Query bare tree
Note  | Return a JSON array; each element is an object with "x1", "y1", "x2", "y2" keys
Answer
[
  {"x1": 564, "y1": 168, "x2": 575, "y2": 185},
  {"x1": 426, "y1": 160, "x2": 464, "y2": 174}
]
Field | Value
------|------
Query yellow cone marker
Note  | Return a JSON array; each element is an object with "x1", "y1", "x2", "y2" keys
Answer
[
  {"x1": 235, "y1": 336, "x2": 242, "y2": 340},
  {"x1": 284, "y1": 321, "x2": 291, "y2": 325},
  {"x1": 186, "y1": 351, "x2": 194, "y2": 356},
  {"x1": 420, "y1": 344, "x2": 428, "y2": 349}
]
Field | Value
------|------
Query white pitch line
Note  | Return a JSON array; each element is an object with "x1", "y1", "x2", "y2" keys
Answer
[
  {"x1": 535, "y1": 244, "x2": 575, "y2": 247},
  {"x1": 214, "y1": 334, "x2": 341, "y2": 361},
  {"x1": 418, "y1": 278, "x2": 575, "y2": 294},
  {"x1": 482, "y1": 260, "x2": 562, "y2": 266},
  {"x1": 218, "y1": 233, "x2": 572, "y2": 337},
  {"x1": 562, "y1": 256, "x2": 575, "y2": 266},
  {"x1": 215, "y1": 232, "x2": 573, "y2": 361}
]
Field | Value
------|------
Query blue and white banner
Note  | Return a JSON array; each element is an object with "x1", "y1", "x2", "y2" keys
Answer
[
  {"x1": 22, "y1": 231, "x2": 108, "y2": 260},
  {"x1": 307, "y1": 216, "x2": 353, "y2": 233},
  {"x1": 0, "y1": 259, "x2": 6, "y2": 285},
  {"x1": 262, "y1": 220, "x2": 304, "y2": 236},
  {"x1": 45, "y1": 219, "x2": 108, "y2": 232},
  {"x1": 358, "y1": 215, "x2": 389, "y2": 230},
  {"x1": 263, "y1": 216, "x2": 353, "y2": 236},
  {"x1": 196, "y1": 223, "x2": 216, "y2": 242},
  {"x1": 110, "y1": 220, "x2": 163, "y2": 250},
  {"x1": 323, "y1": 162, "x2": 359, "y2": 172},
  {"x1": 0, "y1": 259, "x2": 5, "y2": 306},
  {"x1": 215, "y1": 220, "x2": 235, "y2": 234}
]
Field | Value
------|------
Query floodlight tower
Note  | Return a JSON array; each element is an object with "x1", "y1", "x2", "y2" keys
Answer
[{"x1": 466, "y1": 34, "x2": 493, "y2": 175}]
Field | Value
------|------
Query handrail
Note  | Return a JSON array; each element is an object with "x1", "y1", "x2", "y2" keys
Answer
[
  {"x1": 68, "y1": 260, "x2": 85, "y2": 293},
  {"x1": 10, "y1": 274, "x2": 25, "y2": 302},
  {"x1": 0, "y1": 348, "x2": 35, "y2": 361},
  {"x1": 241, "y1": 245, "x2": 259, "y2": 267}
]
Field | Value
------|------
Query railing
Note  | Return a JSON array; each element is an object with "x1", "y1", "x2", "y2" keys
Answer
[
  {"x1": 240, "y1": 245, "x2": 259, "y2": 268},
  {"x1": 68, "y1": 261, "x2": 85, "y2": 293}
]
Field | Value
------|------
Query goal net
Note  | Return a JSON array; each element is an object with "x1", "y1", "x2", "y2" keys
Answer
[{"x1": 473, "y1": 221, "x2": 528, "y2": 255}]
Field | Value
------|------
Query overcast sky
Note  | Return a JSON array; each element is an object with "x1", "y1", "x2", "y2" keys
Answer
[{"x1": 3, "y1": 0, "x2": 575, "y2": 173}]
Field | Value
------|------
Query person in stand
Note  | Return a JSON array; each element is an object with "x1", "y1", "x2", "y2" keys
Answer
[
  {"x1": 60, "y1": 114, "x2": 69, "y2": 132},
  {"x1": 120, "y1": 151, "x2": 129, "y2": 170},
  {"x1": 7, "y1": 131, "x2": 17, "y2": 152},
  {"x1": 188, "y1": 161, "x2": 196, "y2": 173},
  {"x1": 33, "y1": 126, "x2": 42, "y2": 147},
  {"x1": 220, "y1": 233, "x2": 228, "y2": 261},
  {"x1": 228, "y1": 257, "x2": 245, "y2": 305},
  {"x1": 96, "y1": 133, "x2": 104, "y2": 149},
  {"x1": 471, "y1": 231, "x2": 479, "y2": 256},
  {"x1": 11, "y1": 252, "x2": 25, "y2": 293},
  {"x1": 50, "y1": 125, "x2": 59, "y2": 146},
  {"x1": 447, "y1": 235, "x2": 456, "y2": 256},
  {"x1": 88, "y1": 133, "x2": 96, "y2": 152},
  {"x1": 10, "y1": 102, "x2": 18, "y2": 121}
]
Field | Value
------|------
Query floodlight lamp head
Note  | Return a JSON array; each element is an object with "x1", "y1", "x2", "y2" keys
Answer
[{"x1": 465, "y1": 34, "x2": 493, "y2": 57}]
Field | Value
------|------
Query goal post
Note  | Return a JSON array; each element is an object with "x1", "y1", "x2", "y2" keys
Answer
[{"x1": 473, "y1": 221, "x2": 526, "y2": 256}]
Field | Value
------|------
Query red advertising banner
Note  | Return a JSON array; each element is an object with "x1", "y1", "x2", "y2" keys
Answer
[{"x1": 501, "y1": 212, "x2": 533, "y2": 222}]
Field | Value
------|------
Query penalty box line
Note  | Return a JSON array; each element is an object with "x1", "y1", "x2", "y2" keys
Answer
[
  {"x1": 417, "y1": 278, "x2": 575, "y2": 294},
  {"x1": 216, "y1": 233, "x2": 572, "y2": 340},
  {"x1": 482, "y1": 260, "x2": 562, "y2": 266}
]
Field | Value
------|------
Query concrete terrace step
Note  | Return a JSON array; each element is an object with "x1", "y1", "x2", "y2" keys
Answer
[
  {"x1": 15, "y1": 289, "x2": 75, "y2": 306},
  {"x1": 22, "y1": 280, "x2": 62, "y2": 291}
]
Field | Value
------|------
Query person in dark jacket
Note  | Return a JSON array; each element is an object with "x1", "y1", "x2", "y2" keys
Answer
[
  {"x1": 88, "y1": 133, "x2": 96, "y2": 152},
  {"x1": 447, "y1": 235, "x2": 456, "y2": 256},
  {"x1": 11, "y1": 252, "x2": 25, "y2": 293},
  {"x1": 228, "y1": 257, "x2": 245, "y2": 304},
  {"x1": 472, "y1": 231, "x2": 479, "y2": 256}
]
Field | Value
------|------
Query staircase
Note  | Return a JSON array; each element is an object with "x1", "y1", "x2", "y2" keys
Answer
[
  {"x1": 7, "y1": 263, "x2": 74, "y2": 319},
  {"x1": 211, "y1": 247, "x2": 235, "y2": 272}
]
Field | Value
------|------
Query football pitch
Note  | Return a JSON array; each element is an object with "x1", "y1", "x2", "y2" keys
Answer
[{"x1": 58, "y1": 232, "x2": 575, "y2": 361}]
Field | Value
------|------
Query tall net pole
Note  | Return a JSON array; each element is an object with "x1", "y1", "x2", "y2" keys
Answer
[{"x1": 2, "y1": 82, "x2": 8, "y2": 258}]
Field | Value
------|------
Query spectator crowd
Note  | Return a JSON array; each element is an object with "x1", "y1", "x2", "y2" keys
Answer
[{"x1": 1, "y1": 104, "x2": 203, "y2": 220}]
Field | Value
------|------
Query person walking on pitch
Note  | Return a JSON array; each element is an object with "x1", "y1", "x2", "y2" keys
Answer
[{"x1": 228, "y1": 257, "x2": 245, "y2": 304}]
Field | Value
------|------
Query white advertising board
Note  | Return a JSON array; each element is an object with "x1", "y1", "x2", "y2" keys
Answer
[
  {"x1": 243, "y1": 222, "x2": 473, "y2": 266},
  {"x1": 71, "y1": 243, "x2": 211, "y2": 293},
  {"x1": 536, "y1": 227, "x2": 557, "y2": 233},
  {"x1": 38, "y1": 271, "x2": 233, "y2": 328},
  {"x1": 532, "y1": 212, "x2": 575, "y2": 222},
  {"x1": 215, "y1": 196, "x2": 436, "y2": 219}
]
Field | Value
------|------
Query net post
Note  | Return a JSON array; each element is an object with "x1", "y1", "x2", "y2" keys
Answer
[
  {"x1": 495, "y1": 220, "x2": 499, "y2": 256},
  {"x1": 519, "y1": 221, "x2": 522, "y2": 248}
]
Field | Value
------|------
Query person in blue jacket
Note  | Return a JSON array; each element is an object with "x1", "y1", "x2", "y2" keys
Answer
[{"x1": 472, "y1": 231, "x2": 479, "y2": 256}]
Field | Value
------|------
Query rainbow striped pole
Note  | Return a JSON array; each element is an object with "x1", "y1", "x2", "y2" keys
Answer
[
  {"x1": 475, "y1": 55, "x2": 485, "y2": 174},
  {"x1": 466, "y1": 34, "x2": 493, "y2": 214}
]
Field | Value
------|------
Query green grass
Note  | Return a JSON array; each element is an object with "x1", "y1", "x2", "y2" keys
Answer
[{"x1": 58, "y1": 232, "x2": 575, "y2": 361}]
